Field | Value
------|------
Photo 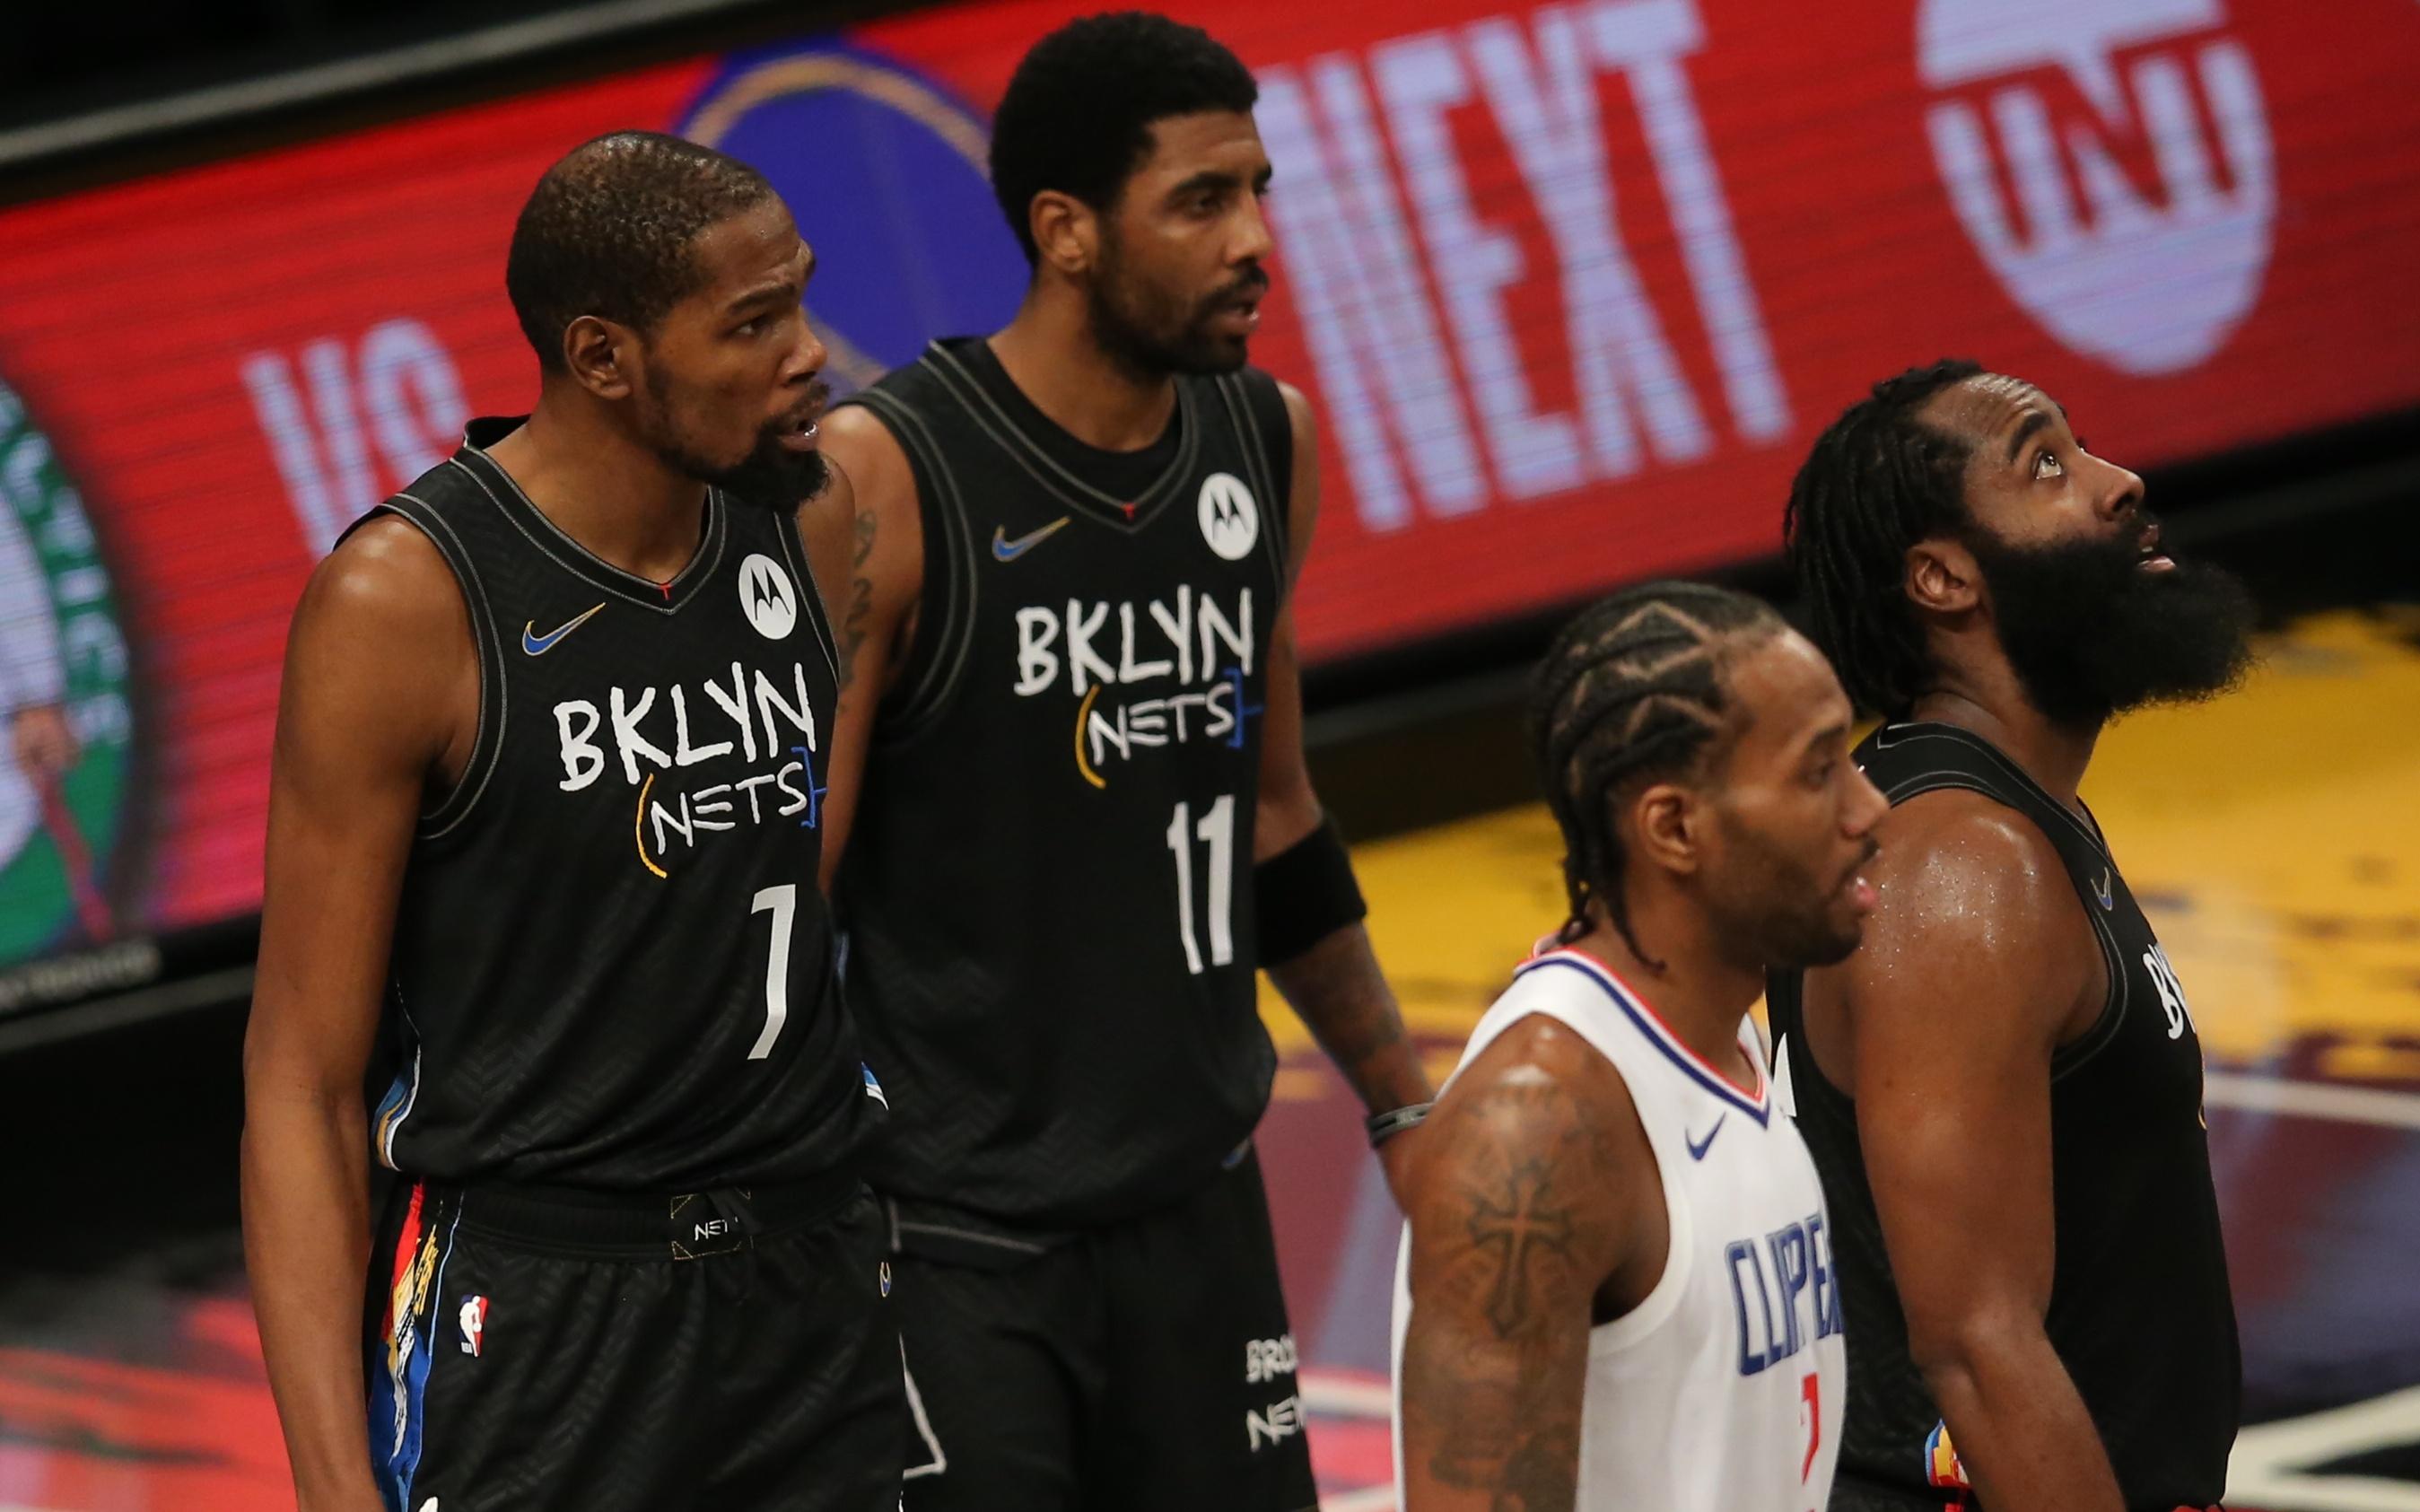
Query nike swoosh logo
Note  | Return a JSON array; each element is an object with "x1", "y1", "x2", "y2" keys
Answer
[
  {"x1": 522, "y1": 602, "x2": 606, "y2": 655},
  {"x1": 1685, "y1": 1114, "x2": 1726, "y2": 1161},
  {"x1": 992, "y1": 517, "x2": 1071, "y2": 563},
  {"x1": 2095, "y1": 867, "x2": 2114, "y2": 911}
]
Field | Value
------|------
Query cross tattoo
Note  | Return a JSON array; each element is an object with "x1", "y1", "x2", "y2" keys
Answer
[{"x1": 1467, "y1": 1161, "x2": 1575, "y2": 1337}]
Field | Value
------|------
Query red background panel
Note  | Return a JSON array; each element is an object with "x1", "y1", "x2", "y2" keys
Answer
[{"x1": 0, "y1": 0, "x2": 2414, "y2": 948}]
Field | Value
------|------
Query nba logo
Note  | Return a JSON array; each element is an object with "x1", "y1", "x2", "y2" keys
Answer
[
  {"x1": 1918, "y1": 0, "x2": 2275, "y2": 374},
  {"x1": 458, "y1": 1295, "x2": 487, "y2": 1358}
]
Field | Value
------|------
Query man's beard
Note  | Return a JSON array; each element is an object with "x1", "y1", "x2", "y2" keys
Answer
[
  {"x1": 642, "y1": 373, "x2": 831, "y2": 509},
  {"x1": 1086, "y1": 239, "x2": 1266, "y2": 379},
  {"x1": 680, "y1": 433, "x2": 829, "y2": 510},
  {"x1": 1968, "y1": 524, "x2": 2258, "y2": 730},
  {"x1": 1708, "y1": 831, "x2": 1875, "y2": 974}
]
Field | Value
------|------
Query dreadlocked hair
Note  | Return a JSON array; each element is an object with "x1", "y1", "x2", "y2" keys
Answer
[
  {"x1": 1782, "y1": 358, "x2": 1984, "y2": 717},
  {"x1": 1530, "y1": 581, "x2": 1787, "y2": 969}
]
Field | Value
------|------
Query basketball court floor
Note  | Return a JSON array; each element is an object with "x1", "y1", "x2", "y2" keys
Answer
[{"x1": 1, "y1": 607, "x2": 2416, "y2": 1508}]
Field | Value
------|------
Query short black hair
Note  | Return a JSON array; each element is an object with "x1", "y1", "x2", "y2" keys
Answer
[
  {"x1": 989, "y1": 12, "x2": 1259, "y2": 266},
  {"x1": 1530, "y1": 581, "x2": 1787, "y2": 967},
  {"x1": 1783, "y1": 359, "x2": 1987, "y2": 717},
  {"x1": 505, "y1": 130, "x2": 777, "y2": 371}
]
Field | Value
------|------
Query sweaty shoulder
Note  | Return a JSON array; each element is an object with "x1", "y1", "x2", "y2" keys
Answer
[{"x1": 1852, "y1": 787, "x2": 2099, "y2": 1032}]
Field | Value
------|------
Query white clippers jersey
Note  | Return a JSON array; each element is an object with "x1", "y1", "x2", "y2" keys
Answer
[{"x1": 1392, "y1": 946, "x2": 1844, "y2": 1511}]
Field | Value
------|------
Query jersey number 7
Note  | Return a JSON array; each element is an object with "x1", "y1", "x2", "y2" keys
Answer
[{"x1": 747, "y1": 884, "x2": 798, "y2": 1058}]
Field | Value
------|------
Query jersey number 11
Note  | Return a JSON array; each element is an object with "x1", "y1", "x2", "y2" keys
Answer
[{"x1": 1166, "y1": 796, "x2": 1236, "y2": 974}]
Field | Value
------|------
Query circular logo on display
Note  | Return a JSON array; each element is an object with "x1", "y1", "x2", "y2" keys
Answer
[
  {"x1": 737, "y1": 553, "x2": 799, "y2": 640},
  {"x1": 0, "y1": 371, "x2": 135, "y2": 974},
  {"x1": 676, "y1": 42, "x2": 1028, "y2": 397},
  {"x1": 1917, "y1": 0, "x2": 2276, "y2": 374},
  {"x1": 1197, "y1": 472, "x2": 1260, "y2": 562}
]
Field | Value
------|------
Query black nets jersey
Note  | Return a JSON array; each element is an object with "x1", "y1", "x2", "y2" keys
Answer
[
  {"x1": 363, "y1": 418, "x2": 882, "y2": 1191},
  {"x1": 834, "y1": 339, "x2": 1294, "y2": 1228},
  {"x1": 1768, "y1": 721, "x2": 2240, "y2": 1508}
]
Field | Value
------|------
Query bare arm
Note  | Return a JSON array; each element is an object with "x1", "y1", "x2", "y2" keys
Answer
[
  {"x1": 1818, "y1": 791, "x2": 2120, "y2": 1509},
  {"x1": 1398, "y1": 1016, "x2": 1650, "y2": 1512},
  {"x1": 807, "y1": 407, "x2": 924, "y2": 891},
  {"x1": 243, "y1": 519, "x2": 472, "y2": 1512},
  {"x1": 1255, "y1": 383, "x2": 1431, "y2": 1182}
]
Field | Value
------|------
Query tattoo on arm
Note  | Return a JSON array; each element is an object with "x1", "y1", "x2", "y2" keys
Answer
[
  {"x1": 1267, "y1": 924, "x2": 1427, "y2": 1112},
  {"x1": 1492, "y1": 1421, "x2": 1583, "y2": 1512},
  {"x1": 836, "y1": 504, "x2": 876, "y2": 693},
  {"x1": 1402, "y1": 1071, "x2": 1628, "y2": 1512},
  {"x1": 1468, "y1": 1158, "x2": 1577, "y2": 1338}
]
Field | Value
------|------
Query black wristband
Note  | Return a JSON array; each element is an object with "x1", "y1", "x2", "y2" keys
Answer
[
  {"x1": 1254, "y1": 815, "x2": 1367, "y2": 966},
  {"x1": 1366, "y1": 1102, "x2": 1432, "y2": 1147}
]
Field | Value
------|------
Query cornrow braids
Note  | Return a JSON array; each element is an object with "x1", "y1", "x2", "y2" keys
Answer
[
  {"x1": 1529, "y1": 581, "x2": 1787, "y2": 968},
  {"x1": 1782, "y1": 358, "x2": 1985, "y2": 717}
]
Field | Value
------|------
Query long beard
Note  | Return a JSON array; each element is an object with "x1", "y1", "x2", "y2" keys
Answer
[{"x1": 1969, "y1": 526, "x2": 2258, "y2": 729}]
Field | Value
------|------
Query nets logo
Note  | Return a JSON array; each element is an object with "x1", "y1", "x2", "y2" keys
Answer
[
  {"x1": 1918, "y1": 0, "x2": 2275, "y2": 374},
  {"x1": 677, "y1": 43, "x2": 1026, "y2": 396},
  {"x1": 0, "y1": 373, "x2": 134, "y2": 982},
  {"x1": 738, "y1": 554, "x2": 799, "y2": 642}
]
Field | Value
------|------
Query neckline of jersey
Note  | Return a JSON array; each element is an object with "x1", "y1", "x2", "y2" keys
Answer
[
  {"x1": 923, "y1": 337, "x2": 1201, "y2": 531},
  {"x1": 452, "y1": 418, "x2": 727, "y2": 613},
  {"x1": 1869, "y1": 720, "x2": 2112, "y2": 861},
  {"x1": 1518, "y1": 944, "x2": 1771, "y2": 1122}
]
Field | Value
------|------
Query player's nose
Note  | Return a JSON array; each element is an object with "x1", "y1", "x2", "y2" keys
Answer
[
  {"x1": 2092, "y1": 453, "x2": 2145, "y2": 526},
  {"x1": 787, "y1": 313, "x2": 827, "y2": 382},
  {"x1": 1231, "y1": 197, "x2": 1274, "y2": 267},
  {"x1": 1842, "y1": 764, "x2": 1887, "y2": 842}
]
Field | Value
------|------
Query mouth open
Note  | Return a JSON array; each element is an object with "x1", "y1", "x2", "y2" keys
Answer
[
  {"x1": 2137, "y1": 523, "x2": 2175, "y2": 573},
  {"x1": 1839, "y1": 848, "x2": 1879, "y2": 914},
  {"x1": 776, "y1": 411, "x2": 823, "y2": 453},
  {"x1": 1842, "y1": 871, "x2": 1877, "y2": 913}
]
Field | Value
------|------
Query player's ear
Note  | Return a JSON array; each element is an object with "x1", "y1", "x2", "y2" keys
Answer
[
  {"x1": 564, "y1": 315, "x2": 637, "y2": 401},
  {"x1": 1905, "y1": 537, "x2": 1980, "y2": 616},
  {"x1": 1631, "y1": 782, "x2": 1701, "y2": 878},
  {"x1": 1030, "y1": 190, "x2": 1096, "y2": 277}
]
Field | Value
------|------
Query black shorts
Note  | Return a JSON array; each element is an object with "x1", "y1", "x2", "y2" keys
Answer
[
  {"x1": 1830, "y1": 1476, "x2": 1965, "y2": 1512},
  {"x1": 365, "y1": 1174, "x2": 904, "y2": 1512},
  {"x1": 888, "y1": 1144, "x2": 1317, "y2": 1512},
  {"x1": 1831, "y1": 1474, "x2": 2218, "y2": 1512}
]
